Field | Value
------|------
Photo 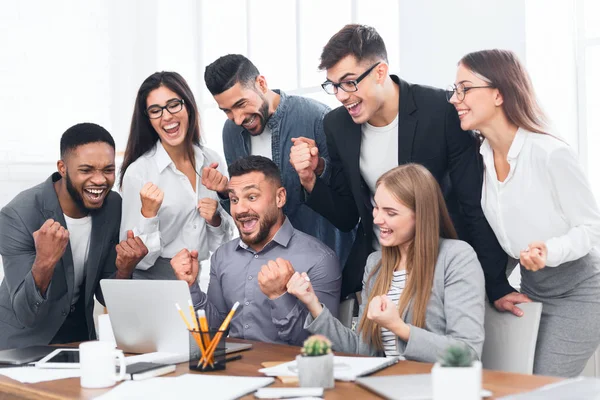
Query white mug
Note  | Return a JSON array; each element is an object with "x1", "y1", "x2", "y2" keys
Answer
[{"x1": 79, "y1": 341, "x2": 126, "y2": 389}]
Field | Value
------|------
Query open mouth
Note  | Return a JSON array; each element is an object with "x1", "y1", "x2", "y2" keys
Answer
[
  {"x1": 345, "y1": 101, "x2": 362, "y2": 117},
  {"x1": 379, "y1": 227, "x2": 393, "y2": 239},
  {"x1": 457, "y1": 109, "x2": 469, "y2": 120},
  {"x1": 237, "y1": 217, "x2": 259, "y2": 233},
  {"x1": 242, "y1": 115, "x2": 260, "y2": 131},
  {"x1": 83, "y1": 188, "x2": 106, "y2": 203},
  {"x1": 163, "y1": 122, "x2": 180, "y2": 136}
]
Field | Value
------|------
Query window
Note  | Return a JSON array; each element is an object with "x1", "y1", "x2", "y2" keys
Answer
[{"x1": 577, "y1": 0, "x2": 600, "y2": 201}]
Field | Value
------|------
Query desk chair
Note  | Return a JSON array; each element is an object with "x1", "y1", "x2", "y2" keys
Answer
[
  {"x1": 481, "y1": 301, "x2": 542, "y2": 374},
  {"x1": 338, "y1": 295, "x2": 357, "y2": 329}
]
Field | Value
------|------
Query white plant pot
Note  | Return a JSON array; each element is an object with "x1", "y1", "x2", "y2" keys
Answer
[
  {"x1": 296, "y1": 353, "x2": 334, "y2": 389},
  {"x1": 431, "y1": 361, "x2": 482, "y2": 400}
]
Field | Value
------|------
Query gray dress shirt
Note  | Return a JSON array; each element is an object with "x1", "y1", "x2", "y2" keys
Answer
[{"x1": 191, "y1": 217, "x2": 341, "y2": 346}]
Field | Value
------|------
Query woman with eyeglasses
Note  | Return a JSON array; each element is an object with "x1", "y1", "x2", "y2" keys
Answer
[
  {"x1": 448, "y1": 49, "x2": 600, "y2": 377},
  {"x1": 287, "y1": 163, "x2": 485, "y2": 362},
  {"x1": 119, "y1": 71, "x2": 233, "y2": 280}
]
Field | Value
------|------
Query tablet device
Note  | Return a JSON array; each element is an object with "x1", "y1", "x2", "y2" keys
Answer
[
  {"x1": 0, "y1": 345, "x2": 56, "y2": 366},
  {"x1": 35, "y1": 348, "x2": 80, "y2": 369}
]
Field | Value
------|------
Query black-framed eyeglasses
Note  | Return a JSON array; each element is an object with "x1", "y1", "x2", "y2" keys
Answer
[
  {"x1": 321, "y1": 62, "x2": 381, "y2": 95},
  {"x1": 445, "y1": 83, "x2": 493, "y2": 102},
  {"x1": 145, "y1": 99, "x2": 186, "y2": 119}
]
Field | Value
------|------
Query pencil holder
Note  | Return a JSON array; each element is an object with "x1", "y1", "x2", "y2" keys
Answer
[{"x1": 188, "y1": 329, "x2": 227, "y2": 372}]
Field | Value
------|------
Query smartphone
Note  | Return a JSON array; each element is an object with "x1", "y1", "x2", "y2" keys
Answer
[{"x1": 35, "y1": 349, "x2": 80, "y2": 369}]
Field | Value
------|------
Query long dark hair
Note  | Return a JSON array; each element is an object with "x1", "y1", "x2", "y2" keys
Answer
[
  {"x1": 460, "y1": 49, "x2": 547, "y2": 134},
  {"x1": 119, "y1": 71, "x2": 202, "y2": 189}
]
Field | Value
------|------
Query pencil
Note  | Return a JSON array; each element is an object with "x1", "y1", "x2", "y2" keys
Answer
[
  {"x1": 175, "y1": 303, "x2": 192, "y2": 331},
  {"x1": 176, "y1": 303, "x2": 204, "y2": 358},
  {"x1": 188, "y1": 300, "x2": 200, "y2": 331},
  {"x1": 201, "y1": 301, "x2": 240, "y2": 367},
  {"x1": 197, "y1": 310, "x2": 211, "y2": 359}
]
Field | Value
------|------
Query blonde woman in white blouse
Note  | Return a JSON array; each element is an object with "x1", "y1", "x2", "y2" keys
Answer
[
  {"x1": 448, "y1": 49, "x2": 600, "y2": 377},
  {"x1": 118, "y1": 72, "x2": 233, "y2": 280}
]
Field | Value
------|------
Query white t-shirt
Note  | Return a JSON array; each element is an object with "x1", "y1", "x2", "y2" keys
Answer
[
  {"x1": 250, "y1": 127, "x2": 273, "y2": 160},
  {"x1": 63, "y1": 214, "x2": 92, "y2": 305},
  {"x1": 359, "y1": 115, "x2": 399, "y2": 249}
]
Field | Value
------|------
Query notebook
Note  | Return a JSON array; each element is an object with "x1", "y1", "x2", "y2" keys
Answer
[
  {"x1": 356, "y1": 374, "x2": 493, "y2": 399},
  {"x1": 258, "y1": 356, "x2": 398, "y2": 381}
]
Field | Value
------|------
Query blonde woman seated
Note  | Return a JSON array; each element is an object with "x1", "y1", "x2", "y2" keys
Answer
[{"x1": 287, "y1": 164, "x2": 485, "y2": 361}]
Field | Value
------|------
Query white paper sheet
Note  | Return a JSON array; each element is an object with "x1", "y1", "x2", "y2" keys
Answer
[
  {"x1": 258, "y1": 356, "x2": 398, "y2": 381},
  {"x1": 96, "y1": 374, "x2": 274, "y2": 400},
  {"x1": 0, "y1": 367, "x2": 81, "y2": 383}
]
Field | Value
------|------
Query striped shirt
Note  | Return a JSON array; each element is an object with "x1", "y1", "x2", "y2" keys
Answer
[{"x1": 382, "y1": 269, "x2": 407, "y2": 357}]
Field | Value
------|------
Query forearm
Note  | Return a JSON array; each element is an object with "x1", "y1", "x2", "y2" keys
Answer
[
  {"x1": 206, "y1": 213, "x2": 233, "y2": 252},
  {"x1": 31, "y1": 258, "x2": 57, "y2": 296},
  {"x1": 12, "y1": 270, "x2": 54, "y2": 328},
  {"x1": 269, "y1": 293, "x2": 310, "y2": 345},
  {"x1": 305, "y1": 305, "x2": 377, "y2": 356},
  {"x1": 192, "y1": 281, "x2": 228, "y2": 330}
]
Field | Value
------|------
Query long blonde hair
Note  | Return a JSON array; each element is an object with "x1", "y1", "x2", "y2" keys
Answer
[{"x1": 358, "y1": 164, "x2": 457, "y2": 350}]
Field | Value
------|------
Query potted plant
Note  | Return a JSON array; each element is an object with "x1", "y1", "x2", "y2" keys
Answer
[
  {"x1": 431, "y1": 344, "x2": 482, "y2": 400},
  {"x1": 296, "y1": 334, "x2": 335, "y2": 388}
]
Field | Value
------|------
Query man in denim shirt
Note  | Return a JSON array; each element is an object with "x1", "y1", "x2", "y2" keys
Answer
[{"x1": 203, "y1": 54, "x2": 354, "y2": 269}]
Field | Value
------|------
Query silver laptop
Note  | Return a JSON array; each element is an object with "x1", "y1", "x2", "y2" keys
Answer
[{"x1": 100, "y1": 279, "x2": 252, "y2": 361}]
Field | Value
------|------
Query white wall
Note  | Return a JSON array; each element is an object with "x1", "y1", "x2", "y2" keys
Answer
[{"x1": 397, "y1": 0, "x2": 526, "y2": 88}]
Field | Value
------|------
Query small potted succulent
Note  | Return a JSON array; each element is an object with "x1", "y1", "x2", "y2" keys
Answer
[
  {"x1": 431, "y1": 344, "x2": 482, "y2": 400},
  {"x1": 296, "y1": 335, "x2": 334, "y2": 388}
]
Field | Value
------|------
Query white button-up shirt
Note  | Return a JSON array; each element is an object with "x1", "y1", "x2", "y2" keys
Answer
[
  {"x1": 119, "y1": 141, "x2": 234, "y2": 270},
  {"x1": 480, "y1": 128, "x2": 600, "y2": 267}
]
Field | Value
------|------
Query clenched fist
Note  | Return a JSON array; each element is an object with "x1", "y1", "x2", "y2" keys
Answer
[
  {"x1": 31, "y1": 219, "x2": 70, "y2": 293},
  {"x1": 366, "y1": 295, "x2": 409, "y2": 340},
  {"x1": 520, "y1": 241, "x2": 547, "y2": 272},
  {"x1": 289, "y1": 137, "x2": 322, "y2": 192},
  {"x1": 258, "y1": 258, "x2": 295, "y2": 300},
  {"x1": 32, "y1": 219, "x2": 69, "y2": 271},
  {"x1": 115, "y1": 230, "x2": 148, "y2": 277},
  {"x1": 286, "y1": 271, "x2": 323, "y2": 317},
  {"x1": 201, "y1": 162, "x2": 228, "y2": 194},
  {"x1": 140, "y1": 182, "x2": 164, "y2": 218},
  {"x1": 197, "y1": 198, "x2": 221, "y2": 227},
  {"x1": 170, "y1": 248, "x2": 199, "y2": 286}
]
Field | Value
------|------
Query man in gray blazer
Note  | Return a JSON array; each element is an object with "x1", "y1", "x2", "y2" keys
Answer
[{"x1": 0, "y1": 123, "x2": 148, "y2": 350}]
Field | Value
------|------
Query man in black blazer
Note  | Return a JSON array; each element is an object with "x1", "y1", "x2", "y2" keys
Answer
[
  {"x1": 290, "y1": 24, "x2": 525, "y2": 315},
  {"x1": 0, "y1": 123, "x2": 148, "y2": 350}
]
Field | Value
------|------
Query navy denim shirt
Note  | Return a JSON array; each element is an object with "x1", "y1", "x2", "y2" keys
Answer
[{"x1": 221, "y1": 90, "x2": 354, "y2": 268}]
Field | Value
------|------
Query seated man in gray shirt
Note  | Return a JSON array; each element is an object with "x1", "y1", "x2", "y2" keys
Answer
[{"x1": 170, "y1": 155, "x2": 341, "y2": 346}]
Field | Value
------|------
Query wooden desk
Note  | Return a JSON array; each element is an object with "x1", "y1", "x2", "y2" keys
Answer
[{"x1": 0, "y1": 340, "x2": 561, "y2": 399}]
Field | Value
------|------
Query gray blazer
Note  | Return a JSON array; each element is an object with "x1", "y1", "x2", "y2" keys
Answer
[
  {"x1": 305, "y1": 238, "x2": 485, "y2": 362},
  {"x1": 0, "y1": 173, "x2": 122, "y2": 350}
]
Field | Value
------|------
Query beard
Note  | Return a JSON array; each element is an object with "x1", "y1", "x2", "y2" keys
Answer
[
  {"x1": 248, "y1": 93, "x2": 271, "y2": 135},
  {"x1": 65, "y1": 171, "x2": 91, "y2": 214},
  {"x1": 236, "y1": 206, "x2": 280, "y2": 247}
]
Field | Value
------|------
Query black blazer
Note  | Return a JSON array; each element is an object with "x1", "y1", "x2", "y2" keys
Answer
[{"x1": 306, "y1": 75, "x2": 512, "y2": 301}]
